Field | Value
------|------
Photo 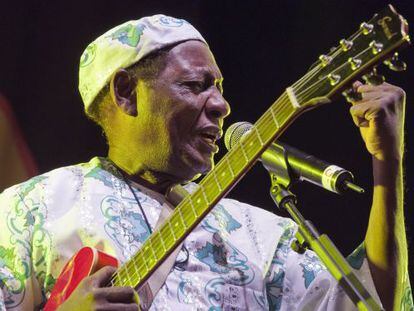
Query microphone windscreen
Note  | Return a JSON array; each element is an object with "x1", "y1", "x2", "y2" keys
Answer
[{"x1": 224, "y1": 122, "x2": 253, "y2": 151}]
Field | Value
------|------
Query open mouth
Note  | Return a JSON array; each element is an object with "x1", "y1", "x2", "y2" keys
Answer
[
  {"x1": 195, "y1": 126, "x2": 222, "y2": 153},
  {"x1": 199, "y1": 132, "x2": 217, "y2": 145}
]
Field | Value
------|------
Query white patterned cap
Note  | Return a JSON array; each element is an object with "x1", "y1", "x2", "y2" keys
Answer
[{"x1": 78, "y1": 14, "x2": 207, "y2": 113}]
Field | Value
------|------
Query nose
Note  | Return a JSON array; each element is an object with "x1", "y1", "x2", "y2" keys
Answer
[{"x1": 205, "y1": 89, "x2": 231, "y2": 120}]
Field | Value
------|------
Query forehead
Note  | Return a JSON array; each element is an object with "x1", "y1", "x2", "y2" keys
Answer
[{"x1": 163, "y1": 40, "x2": 222, "y2": 79}]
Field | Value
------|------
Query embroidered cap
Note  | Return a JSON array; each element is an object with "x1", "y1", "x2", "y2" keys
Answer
[{"x1": 78, "y1": 14, "x2": 207, "y2": 114}]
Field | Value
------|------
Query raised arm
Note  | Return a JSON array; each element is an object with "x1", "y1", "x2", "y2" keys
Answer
[{"x1": 349, "y1": 81, "x2": 412, "y2": 310}]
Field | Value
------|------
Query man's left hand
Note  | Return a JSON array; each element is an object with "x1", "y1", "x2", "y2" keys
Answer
[{"x1": 349, "y1": 81, "x2": 405, "y2": 161}]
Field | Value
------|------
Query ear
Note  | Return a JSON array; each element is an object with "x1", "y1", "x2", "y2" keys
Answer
[{"x1": 109, "y1": 69, "x2": 138, "y2": 116}]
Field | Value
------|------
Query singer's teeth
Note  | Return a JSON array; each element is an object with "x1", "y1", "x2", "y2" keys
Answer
[{"x1": 200, "y1": 133, "x2": 215, "y2": 144}]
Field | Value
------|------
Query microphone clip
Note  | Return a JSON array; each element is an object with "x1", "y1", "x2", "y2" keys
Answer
[{"x1": 263, "y1": 143, "x2": 295, "y2": 189}]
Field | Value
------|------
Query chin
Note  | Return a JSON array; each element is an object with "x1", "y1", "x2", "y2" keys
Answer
[
  {"x1": 181, "y1": 157, "x2": 214, "y2": 182},
  {"x1": 176, "y1": 146, "x2": 215, "y2": 180}
]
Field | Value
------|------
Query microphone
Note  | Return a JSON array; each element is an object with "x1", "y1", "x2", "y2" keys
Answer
[{"x1": 224, "y1": 122, "x2": 364, "y2": 194}]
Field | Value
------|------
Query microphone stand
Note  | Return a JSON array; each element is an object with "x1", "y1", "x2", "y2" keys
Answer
[{"x1": 267, "y1": 151, "x2": 383, "y2": 311}]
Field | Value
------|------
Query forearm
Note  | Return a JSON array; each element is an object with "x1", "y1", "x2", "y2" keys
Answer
[{"x1": 365, "y1": 156, "x2": 408, "y2": 310}]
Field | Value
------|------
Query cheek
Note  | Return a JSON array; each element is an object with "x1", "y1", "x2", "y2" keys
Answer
[{"x1": 170, "y1": 106, "x2": 200, "y2": 137}]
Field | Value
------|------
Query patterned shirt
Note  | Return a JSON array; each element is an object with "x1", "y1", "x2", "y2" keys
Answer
[{"x1": 0, "y1": 157, "x2": 405, "y2": 310}]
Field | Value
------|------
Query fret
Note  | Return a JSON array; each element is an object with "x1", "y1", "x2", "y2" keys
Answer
[
  {"x1": 203, "y1": 174, "x2": 220, "y2": 201},
  {"x1": 125, "y1": 266, "x2": 133, "y2": 287},
  {"x1": 200, "y1": 186, "x2": 210, "y2": 206},
  {"x1": 117, "y1": 268, "x2": 129, "y2": 286},
  {"x1": 147, "y1": 237, "x2": 159, "y2": 262},
  {"x1": 160, "y1": 224, "x2": 174, "y2": 249},
  {"x1": 138, "y1": 243, "x2": 151, "y2": 274},
  {"x1": 239, "y1": 141, "x2": 250, "y2": 163},
  {"x1": 180, "y1": 202, "x2": 195, "y2": 225},
  {"x1": 151, "y1": 234, "x2": 165, "y2": 257},
  {"x1": 169, "y1": 212, "x2": 186, "y2": 237},
  {"x1": 254, "y1": 126, "x2": 264, "y2": 146},
  {"x1": 131, "y1": 256, "x2": 142, "y2": 284},
  {"x1": 269, "y1": 105, "x2": 280, "y2": 129},
  {"x1": 123, "y1": 259, "x2": 138, "y2": 287},
  {"x1": 212, "y1": 169, "x2": 223, "y2": 192},
  {"x1": 225, "y1": 156, "x2": 235, "y2": 178},
  {"x1": 177, "y1": 206, "x2": 189, "y2": 229},
  {"x1": 167, "y1": 219, "x2": 177, "y2": 242},
  {"x1": 187, "y1": 196, "x2": 199, "y2": 218},
  {"x1": 279, "y1": 106, "x2": 293, "y2": 125},
  {"x1": 194, "y1": 196, "x2": 204, "y2": 216},
  {"x1": 156, "y1": 229, "x2": 168, "y2": 253},
  {"x1": 241, "y1": 134, "x2": 260, "y2": 160},
  {"x1": 214, "y1": 162, "x2": 231, "y2": 187},
  {"x1": 142, "y1": 245, "x2": 155, "y2": 269}
]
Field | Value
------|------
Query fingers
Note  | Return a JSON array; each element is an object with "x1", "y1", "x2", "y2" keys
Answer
[
  {"x1": 356, "y1": 82, "x2": 396, "y2": 93},
  {"x1": 352, "y1": 82, "x2": 403, "y2": 99},
  {"x1": 348, "y1": 81, "x2": 405, "y2": 127},
  {"x1": 91, "y1": 266, "x2": 117, "y2": 287},
  {"x1": 349, "y1": 100, "x2": 384, "y2": 127},
  {"x1": 95, "y1": 286, "x2": 137, "y2": 303}
]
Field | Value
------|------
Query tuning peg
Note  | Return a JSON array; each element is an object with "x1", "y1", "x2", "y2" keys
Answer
[
  {"x1": 319, "y1": 54, "x2": 333, "y2": 66},
  {"x1": 342, "y1": 87, "x2": 362, "y2": 103},
  {"x1": 348, "y1": 57, "x2": 362, "y2": 70},
  {"x1": 384, "y1": 52, "x2": 407, "y2": 72},
  {"x1": 362, "y1": 67, "x2": 385, "y2": 85},
  {"x1": 328, "y1": 73, "x2": 341, "y2": 85},
  {"x1": 360, "y1": 22, "x2": 374, "y2": 35},
  {"x1": 369, "y1": 40, "x2": 383, "y2": 54},
  {"x1": 340, "y1": 39, "x2": 353, "y2": 51}
]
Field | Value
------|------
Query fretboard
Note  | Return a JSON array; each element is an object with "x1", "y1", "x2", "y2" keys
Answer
[{"x1": 112, "y1": 90, "x2": 301, "y2": 288}]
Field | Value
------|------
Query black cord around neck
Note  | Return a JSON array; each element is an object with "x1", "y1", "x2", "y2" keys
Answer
[
  {"x1": 118, "y1": 169, "x2": 153, "y2": 234},
  {"x1": 111, "y1": 160, "x2": 189, "y2": 269}
]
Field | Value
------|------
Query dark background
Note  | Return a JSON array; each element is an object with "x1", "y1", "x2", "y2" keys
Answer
[{"x1": 2, "y1": 0, "x2": 413, "y2": 291}]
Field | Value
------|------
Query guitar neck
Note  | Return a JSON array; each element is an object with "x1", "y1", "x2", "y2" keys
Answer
[
  {"x1": 111, "y1": 90, "x2": 302, "y2": 288},
  {"x1": 109, "y1": 2, "x2": 411, "y2": 283}
]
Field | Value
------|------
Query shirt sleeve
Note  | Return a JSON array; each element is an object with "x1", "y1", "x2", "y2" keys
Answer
[
  {"x1": 265, "y1": 220, "x2": 387, "y2": 310},
  {"x1": 0, "y1": 187, "x2": 42, "y2": 310}
]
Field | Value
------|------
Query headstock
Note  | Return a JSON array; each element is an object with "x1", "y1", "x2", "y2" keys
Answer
[{"x1": 292, "y1": 5, "x2": 410, "y2": 108}]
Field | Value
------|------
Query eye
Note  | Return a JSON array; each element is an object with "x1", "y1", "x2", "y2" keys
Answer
[{"x1": 183, "y1": 81, "x2": 206, "y2": 93}]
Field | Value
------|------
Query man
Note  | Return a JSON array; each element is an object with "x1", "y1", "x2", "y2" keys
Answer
[{"x1": 0, "y1": 14, "x2": 412, "y2": 310}]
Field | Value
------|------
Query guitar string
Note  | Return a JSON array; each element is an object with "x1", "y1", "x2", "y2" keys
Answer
[
  {"x1": 109, "y1": 168, "x2": 191, "y2": 287},
  {"x1": 110, "y1": 27, "x2": 371, "y2": 286},
  {"x1": 294, "y1": 45, "x2": 374, "y2": 102},
  {"x1": 288, "y1": 27, "x2": 367, "y2": 95},
  {"x1": 106, "y1": 166, "x2": 153, "y2": 287},
  {"x1": 292, "y1": 23, "x2": 392, "y2": 101}
]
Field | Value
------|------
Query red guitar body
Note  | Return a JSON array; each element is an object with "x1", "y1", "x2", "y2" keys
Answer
[{"x1": 44, "y1": 247, "x2": 118, "y2": 311}]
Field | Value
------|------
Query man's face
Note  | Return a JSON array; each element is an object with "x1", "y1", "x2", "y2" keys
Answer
[{"x1": 134, "y1": 40, "x2": 230, "y2": 182}]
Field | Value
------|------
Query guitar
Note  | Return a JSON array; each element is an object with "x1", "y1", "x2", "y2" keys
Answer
[{"x1": 45, "y1": 5, "x2": 410, "y2": 310}]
